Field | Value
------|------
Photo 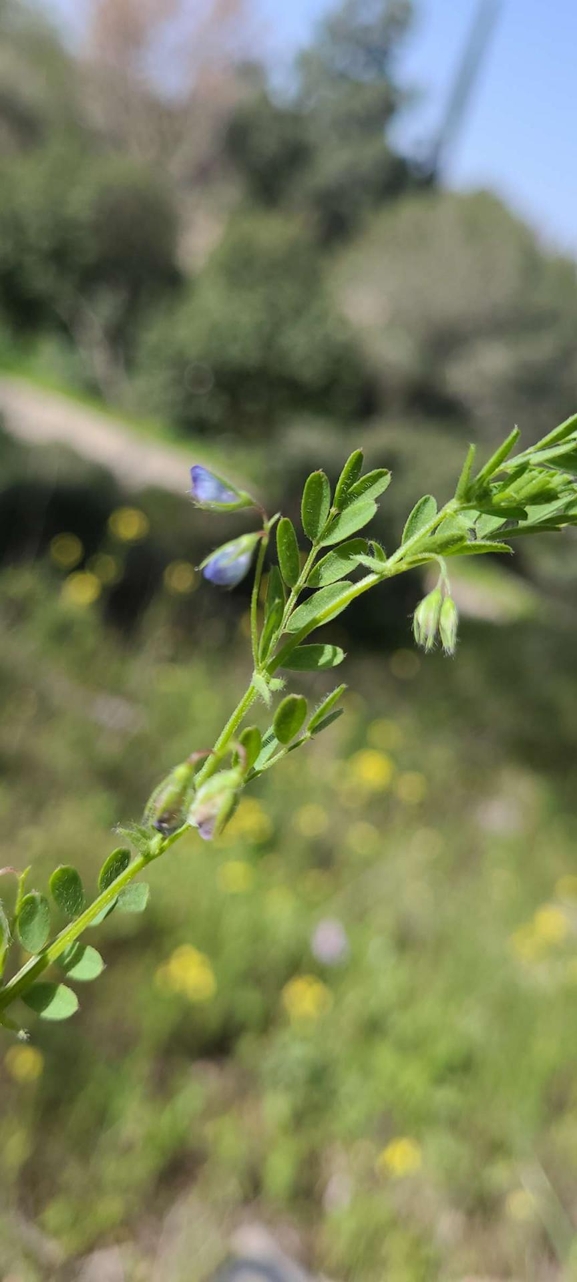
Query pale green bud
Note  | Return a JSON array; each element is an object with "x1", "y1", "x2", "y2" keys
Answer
[
  {"x1": 144, "y1": 761, "x2": 196, "y2": 835},
  {"x1": 412, "y1": 587, "x2": 443, "y2": 652},
  {"x1": 439, "y1": 596, "x2": 459, "y2": 656},
  {"x1": 187, "y1": 768, "x2": 243, "y2": 841}
]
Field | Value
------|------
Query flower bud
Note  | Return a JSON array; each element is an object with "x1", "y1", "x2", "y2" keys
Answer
[
  {"x1": 439, "y1": 596, "x2": 459, "y2": 656},
  {"x1": 412, "y1": 587, "x2": 442, "y2": 652},
  {"x1": 144, "y1": 760, "x2": 198, "y2": 835},
  {"x1": 189, "y1": 465, "x2": 255, "y2": 512},
  {"x1": 200, "y1": 533, "x2": 260, "y2": 588},
  {"x1": 187, "y1": 769, "x2": 243, "y2": 841}
]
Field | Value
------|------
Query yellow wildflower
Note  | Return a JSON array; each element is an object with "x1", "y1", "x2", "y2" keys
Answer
[
  {"x1": 348, "y1": 749, "x2": 393, "y2": 792},
  {"x1": 395, "y1": 772, "x2": 428, "y2": 804},
  {"x1": 61, "y1": 571, "x2": 101, "y2": 607},
  {"x1": 282, "y1": 974, "x2": 332, "y2": 1023},
  {"x1": 345, "y1": 821, "x2": 380, "y2": 855},
  {"x1": 555, "y1": 875, "x2": 577, "y2": 900},
  {"x1": 376, "y1": 1137, "x2": 422, "y2": 1178},
  {"x1": 505, "y1": 1189, "x2": 537, "y2": 1221},
  {"x1": 50, "y1": 532, "x2": 83, "y2": 570},
  {"x1": 509, "y1": 924, "x2": 543, "y2": 964},
  {"x1": 533, "y1": 904, "x2": 569, "y2": 945},
  {"x1": 224, "y1": 797, "x2": 273, "y2": 843},
  {"x1": 367, "y1": 718, "x2": 402, "y2": 750},
  {"x1": 218, "y1": 860, "x2": 254, "y2": 894},
  {"x1": 164, "y1": 560, "x2": 197, "y2": 595},
  {"x1": 294, "y1": 804, "x2": 329, "y2": 837},
  {"x1": 5, "y1": 1045, "x2": 44, "y2": 1084},
  {"x1": 155, "y1": 944, "x2": 216, "y2": 1002},
  {"x1": 108, "y1": 507, "x2": 149, "y2": 542}
]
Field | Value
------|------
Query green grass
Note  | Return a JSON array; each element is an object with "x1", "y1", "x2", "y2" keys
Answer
[{"x1": 2, "y1": 565, "x2": 577, "y2": 1280}]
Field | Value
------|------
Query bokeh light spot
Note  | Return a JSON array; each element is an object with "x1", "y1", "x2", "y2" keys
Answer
[
  {"x1": 61, "y1": 572, "x2": 102, "y2": 607},
  {"x1": 108, "y1": 507, "x2": 150, "y2": 542},
  {"x1": 50, "y1": 532, "x2": 83, "y2": 570}
]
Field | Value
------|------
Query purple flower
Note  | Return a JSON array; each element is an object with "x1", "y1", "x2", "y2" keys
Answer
[
  {"x1": 200, "y1": 533, "x2": 260, "y2": 588},
  {"x1": 311, "y1": 918, "x2": 349, "y2": 966},
  {"x1": 189, "y1": 465, "x2": 254, "y2": 511}
]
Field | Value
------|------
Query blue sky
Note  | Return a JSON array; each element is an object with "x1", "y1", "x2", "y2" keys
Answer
[{"x1": 42, "y1": 0, "x2": 577, "y2": 256}]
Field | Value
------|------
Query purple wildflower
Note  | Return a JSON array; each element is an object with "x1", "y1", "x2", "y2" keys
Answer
[
  {"x1": 311, "y1": 918, "x2": 349, "y2": 966},
  {"x1": 200, "y1": 533, "x2": 259, "y2": 588},
  {"x1": 189, "y1": 465, "x2": 255, "y2": 511}
]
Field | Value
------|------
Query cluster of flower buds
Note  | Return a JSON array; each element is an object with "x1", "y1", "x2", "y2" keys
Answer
[
  {"x1": 190, "y1": 466, "x2": 263, "y2": 589},
  {"x1": 413, "y1": 587, "x2": 459, "y2": 656}
]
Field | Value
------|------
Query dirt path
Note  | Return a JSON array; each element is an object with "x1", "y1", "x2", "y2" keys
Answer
[{"x1": 0, "y1": 375, "x2": 198, "y2": 496}]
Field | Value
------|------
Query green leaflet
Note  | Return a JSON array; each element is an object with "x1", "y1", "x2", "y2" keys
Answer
[
  {"x1": 531, "y1": 411, "x2": 577, "y2": 452},
  {"x1": 0, "y1": 899, "x2": 11, "y2": 971},
  {"x1": 273, "y1": 694, "x2": 308, "y2": 744},
  {"x1": 252, "y1": 727, "x2": 280, "y2": 773},
  {"x1": 319, "y1": 501, "x2": 377, "y2": 546},
  {"x1": 443, "y1": 540, "x2": 513, "y2": 557},
  {"x1": 346, "y1": 469, "x2": 391, "y2": 504},
  {"x1": 61, "y1": 943, "x2": 104, "y2": 982},
  {"x1": 286, "y1": 581, "x2": 355, "y2": 634},
  {"x1": 308, "y1": 539, "x2": 369, "y2": 587},
  {"x1": 16, "y1": 892, "x2": 50, "y2": 953},
  {"x1": 475, "y1": 428, "x2": 521, "y2": 485},
  {"x1": 308, "y1": 684, "x2": 347, "y2": 733},
  {"x1": 334, "y1": 450, "x2": 364, "y2": 509},
  {"x1": 402, "y1": 495, "x2": 437, "y2": 544},
  {"x1": 355, "y1": 554, "x2": 388, "y2": 572},
  {"x1": 276, "y1": 518, "x2": 301, "y2": 587},
  {"x1": 280, "y1": 644, "x2": 345, "y2": 671},
  {"x1": 238, "y1": 726, "x2": 262, "y2": 771},
  {"x1": 22, "y1": 982, "x2": 78, "y2": 1022},
  {"x1": 455, "y1": 443, "x2": 477, "y2": 501},
  {"x1": 116, "y1": 883, "x2": 150, "y2": 914},
  {"x1": 430, "y1": 514, "x2": 472, "y2": 552},
  {"x1": 259, "y1": 566, "x2": 285, "y2": 661},
  {"x1": 98, "y1": 848, "x2": 131, "y2": 892},
  {"x1": 301, "y1": 471, "x2": 331, "y2": 542},
  {"x1": 310, "y1": 708, "x2": 344, "y2": 736},
  {"x1": 50, "y1": 865, "x2": 85, "y2": 920}
]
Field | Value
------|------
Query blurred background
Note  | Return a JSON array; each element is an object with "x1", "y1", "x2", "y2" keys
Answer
[{"x1": 1, "y1": 1, "x2": 577, "y2": 1278}]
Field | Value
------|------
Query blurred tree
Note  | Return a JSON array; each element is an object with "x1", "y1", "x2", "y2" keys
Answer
[
  {"x1": 225, "y1": 0, "x2": 412, "y2": 241},
  {"x1": 135, "y1": 211, "x2": 370, "y2": 436},
  {"x1": 296, "y1": 0, "x2": 413, "y2": 240},
  {"x1": 332, "y1": 189, "x2": 577, "y2": 443},
  {"x1": 82, "y1": 0, "x2": 256, "y2": 185},
  {"x1": 0, "y1": 144, "x2": 180, "y2": 401},
  {"x1": 0, "y1": 0, "x2": 80, "y2": 152}
]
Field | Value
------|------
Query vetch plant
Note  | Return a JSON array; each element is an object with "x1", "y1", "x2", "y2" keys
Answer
[{"x1": 2, "y1": 416, "x2": 577, "y2": 1036}]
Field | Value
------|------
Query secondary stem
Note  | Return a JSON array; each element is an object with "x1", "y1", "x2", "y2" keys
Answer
[{"x1": 0, "y1": 848, "x2": 153, "y2": 1013}]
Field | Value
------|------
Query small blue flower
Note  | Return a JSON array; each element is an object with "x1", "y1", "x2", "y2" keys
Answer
[
  {"x1": 200, "y1": 533, "x2": 260, "y2": 588},
  {"x1": 189, "y1": 465, "x2": 255, "y2": 511}
]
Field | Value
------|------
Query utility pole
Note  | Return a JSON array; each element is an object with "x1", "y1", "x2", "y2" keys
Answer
[{"x1": 417, "y1": 0, "x2": 503, "y2": 183}]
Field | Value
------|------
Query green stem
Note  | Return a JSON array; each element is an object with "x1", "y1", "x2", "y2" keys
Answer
[
  {"x1": 194, "y1": 681, "x2": 258, "y2": 788},
  {"x1": 385, "y1": 500, "x2": 458, "y2": 571},
  {"x1": 250, "y1": 532, "x2": 269, "y2": 666}
]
